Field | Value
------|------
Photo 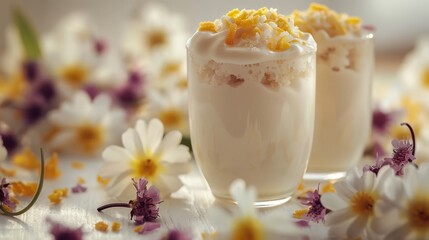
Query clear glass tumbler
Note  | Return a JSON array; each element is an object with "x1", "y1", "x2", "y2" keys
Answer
[
  {"x1": 187, "y1": 48, "x2": 316, "y2": 206},
  {"x1": 305, "y1": 33, "x2": 374, "y2": 180}
]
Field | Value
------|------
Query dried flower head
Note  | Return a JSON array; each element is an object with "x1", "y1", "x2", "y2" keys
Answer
[
  {"x1": 299, "y1": 187, "x2": 330, "y2": 223},
  {"x1": 1, "y1": 178, "x2": 17, "y2": 210},
  {"x1": 97, "y1": 177, "x2": 162, "y2": 224},
  {"x1": 47, "y1": 217, "x2": 84, "y2": 240}
]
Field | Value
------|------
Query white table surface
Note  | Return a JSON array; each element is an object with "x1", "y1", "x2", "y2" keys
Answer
[{"x1": 0, "y1": 156, "x2": 330, "y2": 240}]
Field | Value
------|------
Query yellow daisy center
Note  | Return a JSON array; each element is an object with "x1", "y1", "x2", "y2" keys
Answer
[
  {"x1": 421, "y1": 67, "x2": 429, "y2": 89},
  {"x1": 146, "y1": 30, "x2": 167, "y2": 49},
  {"x1": 162, "y1": 62, "x2": 181, "y2": 76},
  {"x1": 391, "y1": 96, "x2": 422, "y2": 139},
  {"x1": 60, "y1": 63, "x2": 89, "y2": 87},
  {"x1": 75, "y1": 123, "x2": 104, "y2": 153},
  {"x1": 350, "y1": 191, "x2": 377, "y2": 217},
  {"x1": 176, "y1": 77, "x2": 188, "y2": 90},
  {"x1": 0, "y1": 71, "x2": 26, "y2": 101},
  {"x1": 131, "y1": 155, "x2": 163, "y2": 181},
  {"x1": 159, "y1": 108, "x2": 183, "y2": 129},
  {"x1": 231, "y1": 215, "x2": 264, "y2": 240},
  {"x1": 407, "y1": 196, "x2": 429, "y2": 233}
]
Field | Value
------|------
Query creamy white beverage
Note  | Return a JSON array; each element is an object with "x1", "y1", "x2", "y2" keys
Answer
[
  {"x1": 187, "y1": 8, "x2": 317, "y2": 203},
  {"x1": 294, "y1": 4, "x2": 374, "y2": 177}
]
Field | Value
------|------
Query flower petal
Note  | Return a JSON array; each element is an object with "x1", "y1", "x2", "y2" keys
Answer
[
  {"x1": 362, "y1": 171, "x2": 376, "y2": 192},
  {"x1": 122, "y1": 128, "x2": 143, "y2": 155},
  {"x1": 325, "y1": 208, "x2": 355, "y2": 226},
  {"x1": 384, "y1": 223, "x2": 412, "y2": 240},
  {"x1": 207, "y1": 206, "x2": 231, "y2": 230},
  {"x1": 162, "y1": 145, "x2": 191, "y2": 163},
  {"x1": 99, "y1": 162, "x2": 130, "y2": 178},
  {"x1": 163, "y1": 162, "x2": 192, "y2": 175},
  {"x1": 333, "y1": 181, "x2": 355, "y2": 200},
  {"x1": 146, "y1": 119, "x2": 164, "y2": 153},
  {"x1": 102, "y1": 145, "x2": 133, "y2": 162},
  {"x1": 135, "y1": 119, "x2": 148, "y2": 152},
  {"x1": 320, "y1": 193, "x2": 348, "y2": 211},
  {"x1": 154, "y1": 175, "x2": 183, "y2": 198},
  {"x1": 158, "y1": 130, "x2": 182, "y2": 154},
  {"x1": 346, "y1": 216, "x2": 367, "y2": 239},
  {"x1": 230, "y1": 179, "x2": 256, "y2": 215}
]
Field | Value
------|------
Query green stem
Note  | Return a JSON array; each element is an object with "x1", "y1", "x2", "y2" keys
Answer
[{"x1": 1, "y1": 148, "x2": 45, "y2": 216}]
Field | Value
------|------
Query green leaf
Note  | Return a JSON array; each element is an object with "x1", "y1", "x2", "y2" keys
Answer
[{"x1": 13, "y1": 8, "x2": 42, "y2": 60}]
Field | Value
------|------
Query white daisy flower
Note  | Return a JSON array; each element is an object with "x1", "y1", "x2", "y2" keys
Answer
[
  {"x1": 209, "y1": 179, "x2": 307, "y2": 240},
  {"x1": 372, "y1": 163, "x2": 429, "y2": 240},
  {"x1": 122, "y1": 2, "x2": 188, "y2": 65},
  {"x1": 389, "y1": 93, "x2": 429, "y2": 163},
  {"x1": 145, "y1": 88, "x2": 189, "y2": 137},
  {"x1": 43, "y1": 13, "x2": 124, "y2": 98},
  {"x1": 0, "y1": 137, "x2": 7, "y2": 161},
  {"x1": 399, "y1": 36, "x2": 429, "y2": 93},
  {"x1": 99, "y1": 118, "x2": 192, "y2": 200},
  {"x1": 46, "y1": 91, "x2": 126, "y2": 155},
  {"x1": 320, "y1": 166, "x2": 394, "y2": 239}
]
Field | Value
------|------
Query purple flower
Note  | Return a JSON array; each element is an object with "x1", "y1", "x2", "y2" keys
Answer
[
  {"x1": 136, "y1": 222, "x2": 161, "y2": 235},
  {"x1": 97, "y1": 177, "x2": 162, "y2": 224},
  {"x1": 1, "y1": 178, "x2": 16, "y2": 210},
  {"x1": 363, "y1": 153, "x2": 390, "y2": 175},
  {"x1": 130, "y1": 178, "x2": 161, "y2": 223},
  {"x1": 22, "y1": 96, "x2": 48, "y2": 124},
  {"x1": 23, "y1": 61, "x2": 40, "y2": 82},
  {"x1": 71, "y1": 184, "x2": 87, "y2": 193},
  {"x1": 300, "y1": 187, "x2": 329, "y2": 223},
  {"x1": 162, "y1": 229, "x2": 193, "y2": 240},
  {"x1": 0, "y1": 130, "x2": 19, "y2": 156},
  {"x1": 34, "y1": 79, "x2": 56, "y2": 102},
  {"x1": 369, "y1": 122, "x2": 416, "y2": 176},
  {"x1": 93, "y1": 39, "x2": 107, "y2": 55},
  {"x1": 47, "y1": 217, "x2": 84, "y2": 240},
  {"x1": 112, "y1": 70, "x2": 146, "y2": 109},
  {"x1": 384, "y1": 139, "x2": 416, "y2": 176}
]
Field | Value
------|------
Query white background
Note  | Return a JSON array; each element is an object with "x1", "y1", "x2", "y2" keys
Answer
[{"x1": 0, "y1": 0, "x2": 428, "y2": 54}]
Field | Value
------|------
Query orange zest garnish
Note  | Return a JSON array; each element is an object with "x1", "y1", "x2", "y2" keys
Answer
[{"x1": 44, "y1": 153, "x2": 61, "y2": 179}]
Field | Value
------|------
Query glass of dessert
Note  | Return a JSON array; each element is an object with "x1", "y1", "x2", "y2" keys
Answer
[
  {"x1": 293, "y1": 3, "x2": 374, "y2": 180},
  {"x1": 187, "y1": 8, "x2": 317, "y2": 205}
]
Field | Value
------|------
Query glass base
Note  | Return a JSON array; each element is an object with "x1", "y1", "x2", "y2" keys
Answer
[
  {"x1": 304, "y1": 171, "x2": 346, "y2": 181},
  {"x1": 213, "y1": 194, "x2": 291, "y2": 208}
]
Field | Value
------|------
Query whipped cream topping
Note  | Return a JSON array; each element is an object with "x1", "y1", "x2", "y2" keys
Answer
[
  {"x1": 293, "y1": 3, "x2": 363, "y2": 38},
  {"x1": 187, "y1": 8, "x2": 316, "y2": 65}
]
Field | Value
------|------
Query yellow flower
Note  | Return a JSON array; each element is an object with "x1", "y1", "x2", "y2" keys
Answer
[
  {"x1": 97, "y1": 175, "x2": 109, "y2": 186},
  {"x1": 111, "y1": 222, "x2": 121, "y2": 232}
]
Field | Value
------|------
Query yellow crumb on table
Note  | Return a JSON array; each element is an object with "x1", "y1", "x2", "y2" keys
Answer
[
  {"x1": 111, "y1": 221, "x2": 121, "y2": 232},
  {"x1": 0, "y1": 166, "x2": 16, "y2": 177},
  {"x1": 201, "y1": 231, "x2": 219, "y2": 240},
  {"x1": 296, "y1": 180, "x2": 305, "y2": 191},
  {"x1": 12, "y1": 148, "x2": 40, "y2": 170},
  {"x1": 77, "y1": 177, "x2": 86, "y2": 184},
  {"x1": 71, "y1": 161, "x2": 85, "y2": 169},
  {"x1": 10, "y1": 181, "x2": 38, "y2": 197},
  {"x1": 97, "y1": 175, "x2": 109, "y2": 186},
  {"x1": 44, "y1": 153, "x2": 61, "y2": 179},
  {"x1": 48, "y1": 188, "x2": 68, "y2": 204},
  {"x1": 95, "y1": 221, "x2": 109, "y2": 232},
  {"x1": 133, "y1": 225, "x2": 144, "y2": 233}
]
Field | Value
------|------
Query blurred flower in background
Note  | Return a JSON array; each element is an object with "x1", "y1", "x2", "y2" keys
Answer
[
  {"x1": 367, "y1": 36, "x2": 429, "y2": 164},
  {"x1": 0, "y1": 3, "x2": 191, "y2": 160}
]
